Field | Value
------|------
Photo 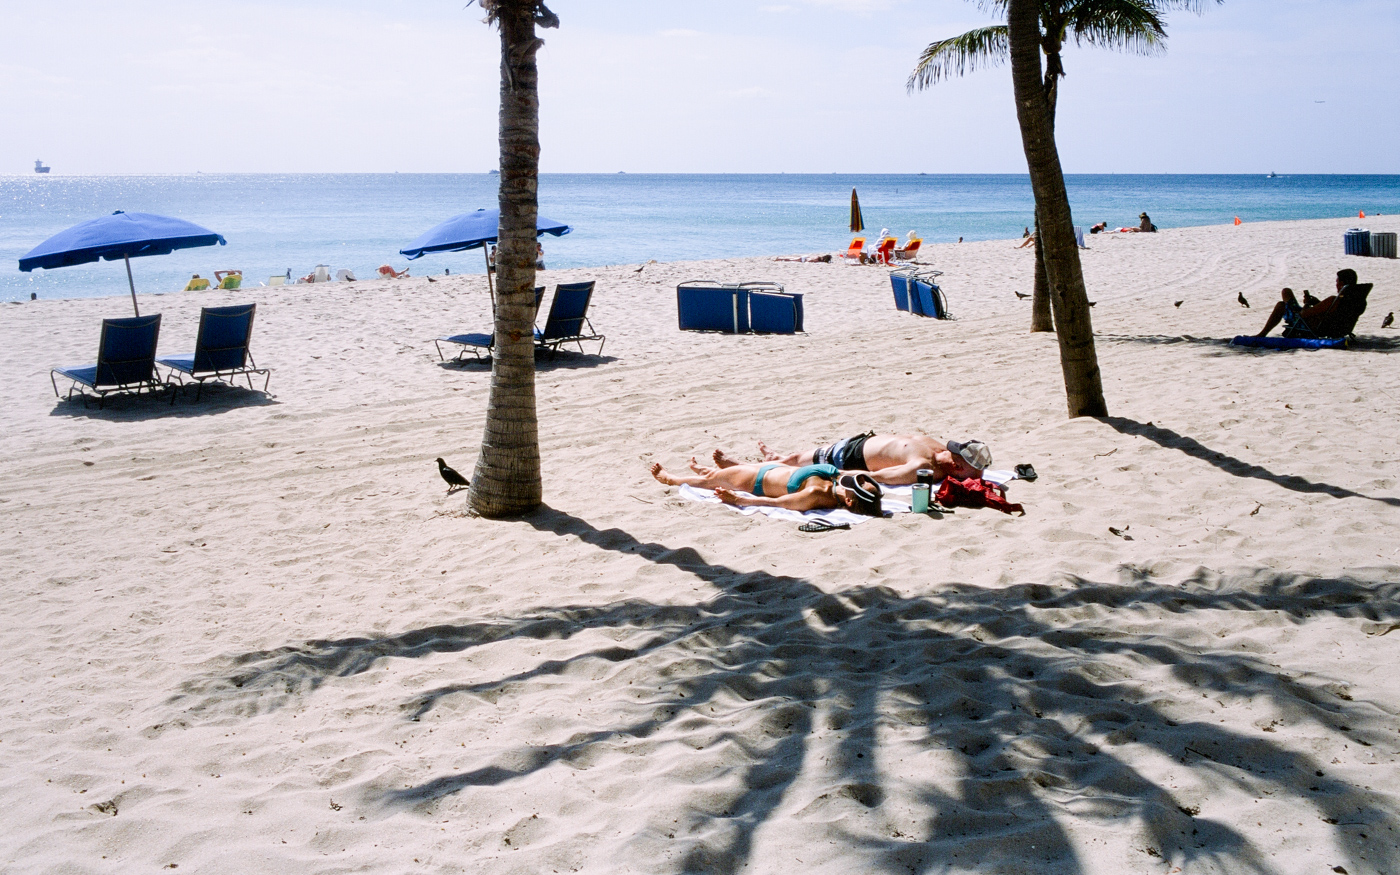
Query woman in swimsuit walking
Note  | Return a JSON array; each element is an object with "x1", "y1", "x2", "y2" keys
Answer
[{"x1": 650, "y1": 456, "x2": 884, "y2": 516}]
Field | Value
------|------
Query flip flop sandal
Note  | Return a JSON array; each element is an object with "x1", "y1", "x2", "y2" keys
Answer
[
  {"x1": 799, "y1": 519, "x2": 850, "y2": 532},
  {"x1": 1014, "y1": 463, "x2": 1038, "y2": 481}
]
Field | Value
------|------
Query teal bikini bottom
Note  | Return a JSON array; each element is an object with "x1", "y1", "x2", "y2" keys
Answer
[{"x1": 753, "y1": 463, "x2": 839, "y2": 497}]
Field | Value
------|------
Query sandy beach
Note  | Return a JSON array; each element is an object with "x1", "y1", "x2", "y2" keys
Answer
[{"x1": 2, "y1": 215, "x2": 1399, "y2": 874}]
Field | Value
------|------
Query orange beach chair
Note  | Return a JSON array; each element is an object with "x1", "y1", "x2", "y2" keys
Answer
[{"x1": 838, "y1": 237, "x2": 867, "y2": 261}]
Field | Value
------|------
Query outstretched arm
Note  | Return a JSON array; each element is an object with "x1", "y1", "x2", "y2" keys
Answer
[{"x1": 715, "y1": 488, "x2": 821, "y2": 511}]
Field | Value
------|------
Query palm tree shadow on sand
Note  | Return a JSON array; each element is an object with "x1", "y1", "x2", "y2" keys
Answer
[{"x1": 171, "y1": 508, "x2": 1400, "y2": 874}]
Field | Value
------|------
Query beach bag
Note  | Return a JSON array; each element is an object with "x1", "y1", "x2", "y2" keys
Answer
[{"x1": 935, "y1": 477, "x2": 1024, "y2": 516}]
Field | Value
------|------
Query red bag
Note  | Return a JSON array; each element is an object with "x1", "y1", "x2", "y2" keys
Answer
[{"x1": 934, "y1": 477, "x2": 1025, "y2": 516}]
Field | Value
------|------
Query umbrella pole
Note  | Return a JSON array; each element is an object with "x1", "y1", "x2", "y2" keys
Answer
[
  {"x1": 123, "y1": 254, "x2": 140, "y2": 316},
  {"x1": 483, "y1": 247, "x2": 496, "y2": 312}
]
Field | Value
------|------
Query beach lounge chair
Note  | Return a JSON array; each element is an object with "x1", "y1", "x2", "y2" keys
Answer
[
  {"x1": 889, "y1": 270, "x2": 913, "y2": 312},
  {"x1": 335, "y1": 269, "x2": 357, "y2": 282},
  {"x1": 909, "y1": 272, "x2": 950, "y2": 319},
  {"x1": 874, "y1": 237, "x2": 897, "y2": 265},
  {"x1": 838, "y1": 237, "x2": 866, "y2": 262},
  {"x1": 184, "y1": 275, "x2": 211, "y2": 291},
  {"x1": 1231, "y1": 283, "x2": 1372, "y2": 349},
  {"x1": 536, "y1": 281, "x2": 605, "y2": 356},
  {"x1": 677, "y1": 280, "x2": 750, "y2": 333},
  {"x1": 158, "y1": 304, "x2": 270, "y2": 401},
  {"x1": 51, "y1": 314, "x2": 168, "y2": 407},
  {"x1": 266, "y1": 275, "x2": 285, "y2": 287},
  {"x1": 434, "y1": 287, "x2": 547, "y2": 362},
  {"x1": 895, "y1": 238, "x2": 922, "y2": 261},
  {"x1": 215, "y1": 270, "x2": 243, "y2": 290},
  {"x1": 745, "y1": 283, "x2": 804, "y2": 334}
]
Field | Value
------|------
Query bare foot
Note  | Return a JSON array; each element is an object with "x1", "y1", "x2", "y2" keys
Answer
[
  {"x1": 650, "y1": 463, "x2": 680, "y2": 486},
  {"x1": 687, "y1": 457, "x2": 718, "y2": 478},
  {"x1": 757, "y1": 440, "x2": 781, "y2": 462},
  {"x1": 712, "y1": 448, "x2": 741, "y2": 468}
]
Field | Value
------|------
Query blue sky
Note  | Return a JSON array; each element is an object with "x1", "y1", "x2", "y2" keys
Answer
[{"x1": 2, "y1": 0, "x2": 1396, "y2": 174}]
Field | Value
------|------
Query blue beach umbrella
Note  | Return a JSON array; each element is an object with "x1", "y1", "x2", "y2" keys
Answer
[
  {"x1": 19, "y1": 210, "x2": 226, "y2": 316},
  {"x1": 400, "y1": 207, "x2": 571, "y2": 302}
]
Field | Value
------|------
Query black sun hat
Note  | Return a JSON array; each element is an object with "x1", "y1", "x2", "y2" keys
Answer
[{"x1": 838, "y1": 473, "x2": 884, "y2": 517}]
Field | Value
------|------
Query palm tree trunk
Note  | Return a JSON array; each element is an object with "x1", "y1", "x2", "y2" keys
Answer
[
  {"x1": 469, "y1": 0, "x2": 545, "y2": 517},
  {"x1": 1030, "y1": 213, "x2": 1053, "y2": 331},
  {"x1": 1008, "y1": 0, "x2": 1107, "y2": 417},
  {"x1": 1028, "y1": 40, "x2": 1060, "y2": 334}
]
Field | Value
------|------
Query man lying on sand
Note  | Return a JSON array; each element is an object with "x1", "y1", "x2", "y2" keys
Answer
[
  {"x1": 744, "y1": 433, "x2": 991, "y2": 485},
  {"x1": 651, "y1": 458, "x2": 883, "y2": 516}
]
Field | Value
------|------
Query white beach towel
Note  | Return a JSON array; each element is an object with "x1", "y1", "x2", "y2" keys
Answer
[{"x1": 677, "y1": 469, "x2": 1016, "y2": 523}]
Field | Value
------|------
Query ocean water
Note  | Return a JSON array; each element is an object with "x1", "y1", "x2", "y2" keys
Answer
[{"x1": 3, "y1": 173, "x2": 1398, "y2": 304}]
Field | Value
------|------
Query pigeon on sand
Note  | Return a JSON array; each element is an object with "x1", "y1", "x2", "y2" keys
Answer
[
  {"x1": 1238, "y1": 292, "x2": 1250, "y2": 308},
  {"x1": 1384, "y1": 312, "x2": 1395, "y2": 329},
  {"x1": 436, "y1": 458, "x2": 469, "y2": 492}
]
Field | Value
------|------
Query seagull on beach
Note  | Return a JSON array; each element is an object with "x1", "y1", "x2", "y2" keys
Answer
[
  {"x1": 426, "y1": 276, "x2": 437, "y2": 283},
  {"x1": 1238, "y1": 293, "x2": 1250, "y2": 308},
  {"x1": 1384, "y1": 312, "x2": 1395, "y2": 329},
  {"x1": 1174, "y1": 300, "x2": 1183, "y2": 308},
  {"x1": 436, "y1": 457, "x2": 469, "y2": 493}
]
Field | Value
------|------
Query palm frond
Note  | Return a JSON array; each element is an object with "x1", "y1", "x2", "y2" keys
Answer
[
  {"x1": 906, "y1": 26, "x2": 1011, "y2": 92},
  {"x1": 1065, "y1": 0, "x2": 1168, "y2": 55}
]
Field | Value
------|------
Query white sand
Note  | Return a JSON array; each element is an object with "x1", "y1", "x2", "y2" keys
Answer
[{"x1": 2, "y1": 215, "x2": 1399, "y2": 874}]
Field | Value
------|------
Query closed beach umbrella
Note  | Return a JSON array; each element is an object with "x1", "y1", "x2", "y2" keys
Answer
[
  {"x1": 850, "y1": 188, "x2": 864, "y2": 234},
  {"x1": 18, "y1": 210, "x2": 226, "y2": 316},
  {"x1": 400, "y1": 207, "x2": 571, "y2": 302}
]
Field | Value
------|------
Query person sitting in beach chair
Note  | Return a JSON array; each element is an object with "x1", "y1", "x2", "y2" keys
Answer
[
  {"x1": 895, "y1": 232, "x2": 922, "y2": 261},
  {"x1": 214, "y1": 270, "x2": 242, "y2": 289},
  {"x1": 651, "y1": 458, "x2": 884, "y2": 516},
  {"x1": 184, "y1": 274, "x2": 211, "y2": 291},
  {"x1": 378, "y1": 264, "x2": 410, "y2": 279},
  {"x1": 1255, "y1": 269, "x2": 1371, "y2": 339},
  {"x1": 749, "y1": 433, "x2": 991, "y2": 485}
]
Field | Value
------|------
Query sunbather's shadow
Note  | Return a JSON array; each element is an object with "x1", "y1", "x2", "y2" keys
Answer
[
  {"x1": 1347, "y1": 335, "x2": 1400, "y2": 354},
  {"x1": 169, "y1": 504, "x2": 1400, "y2": 875},
  {"x1": 1101, "y1": 333, "x2": 1400, "y2": 355},
  {"x1": 49, "y1": 383, "x2": 278, "y2": 420},
  {"x1": 1104, "y1": 416, "x2": 1400, "y2": 507}
]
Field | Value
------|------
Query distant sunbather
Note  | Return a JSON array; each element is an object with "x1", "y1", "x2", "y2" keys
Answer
[
  {"x1": 1255, "y1": 269, "x2": 1366, "y2": 338},
  {"x1": 750, "y1": 433, "x2": 991, "y2": 485},
  {"x1": 651, "y1": 458, "x2": 883, "y2": 516},
  {"x1": 183, "y1": 274, "x2": 210, "y2": 291},
  {"x1": 378, "y1": 264, "x2": 410, "y2": 279}
]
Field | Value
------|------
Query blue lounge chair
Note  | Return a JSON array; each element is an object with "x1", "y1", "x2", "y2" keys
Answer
[
  {"x1": 536, "y1": 281, "x2": 605, "y2": 356},
  {"x1": 435, "y1": 286, "x2": 547, "y2": 362},
  {"x1": 909, "y1": 272, "x2": 949, "y2": 319},
  {"x1": 889, "y1": 270, "x2": 913, "y2": 312},
  {"x1": 51, "y1": 314, "x2": 169, "y2": 407},
  {"x1": 677, "y1": 280, "x2": 750, "y2": 333},
  {"x1": 158, "y1": 304, "x2": 270, "y2": 401},
  {"x1": 746, "y1": 283, "x2": 804, "y2": 334}
]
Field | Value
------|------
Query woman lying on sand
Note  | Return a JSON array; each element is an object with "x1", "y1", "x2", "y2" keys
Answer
[{"x1": 650, "y1": 457, "x2": 884, "y2": 516}]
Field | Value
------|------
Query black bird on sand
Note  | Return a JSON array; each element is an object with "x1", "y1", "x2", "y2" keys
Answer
[
  {"x1": 1174, "y1": 300, "x2": 1184, "y2": 308},
  {"x1": 1088, "y1": 301, "x2": 1097, "y2": 307},
  {"x1": 436, "y1": 458, "x2": 469, "y2": 492},
  {"x1": 1237, "y1": 292, "x2": 1250, "y2": 308},
  {"x1": 1384, "y1": 312, "x2": 1395, "y2": 329},
  {"x1": 1014, "y1": 291, "x2": 1030, "y2": 299},
  {"x1": 1302, "y1": 289, "x2": 1320, "y2": 308}
]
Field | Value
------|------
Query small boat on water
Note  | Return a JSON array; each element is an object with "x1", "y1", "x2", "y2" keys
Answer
[
  {"x1": 34, "y1": 159, "x2": 50, "y2": 174},
  {"x1": 1267, "y1": 171, "x2": 1278, "y2": 178}
]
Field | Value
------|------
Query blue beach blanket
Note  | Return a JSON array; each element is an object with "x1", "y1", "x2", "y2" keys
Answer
[{"x1": 1230, "y1": 335, "x2": 1348, "y2": 350}]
